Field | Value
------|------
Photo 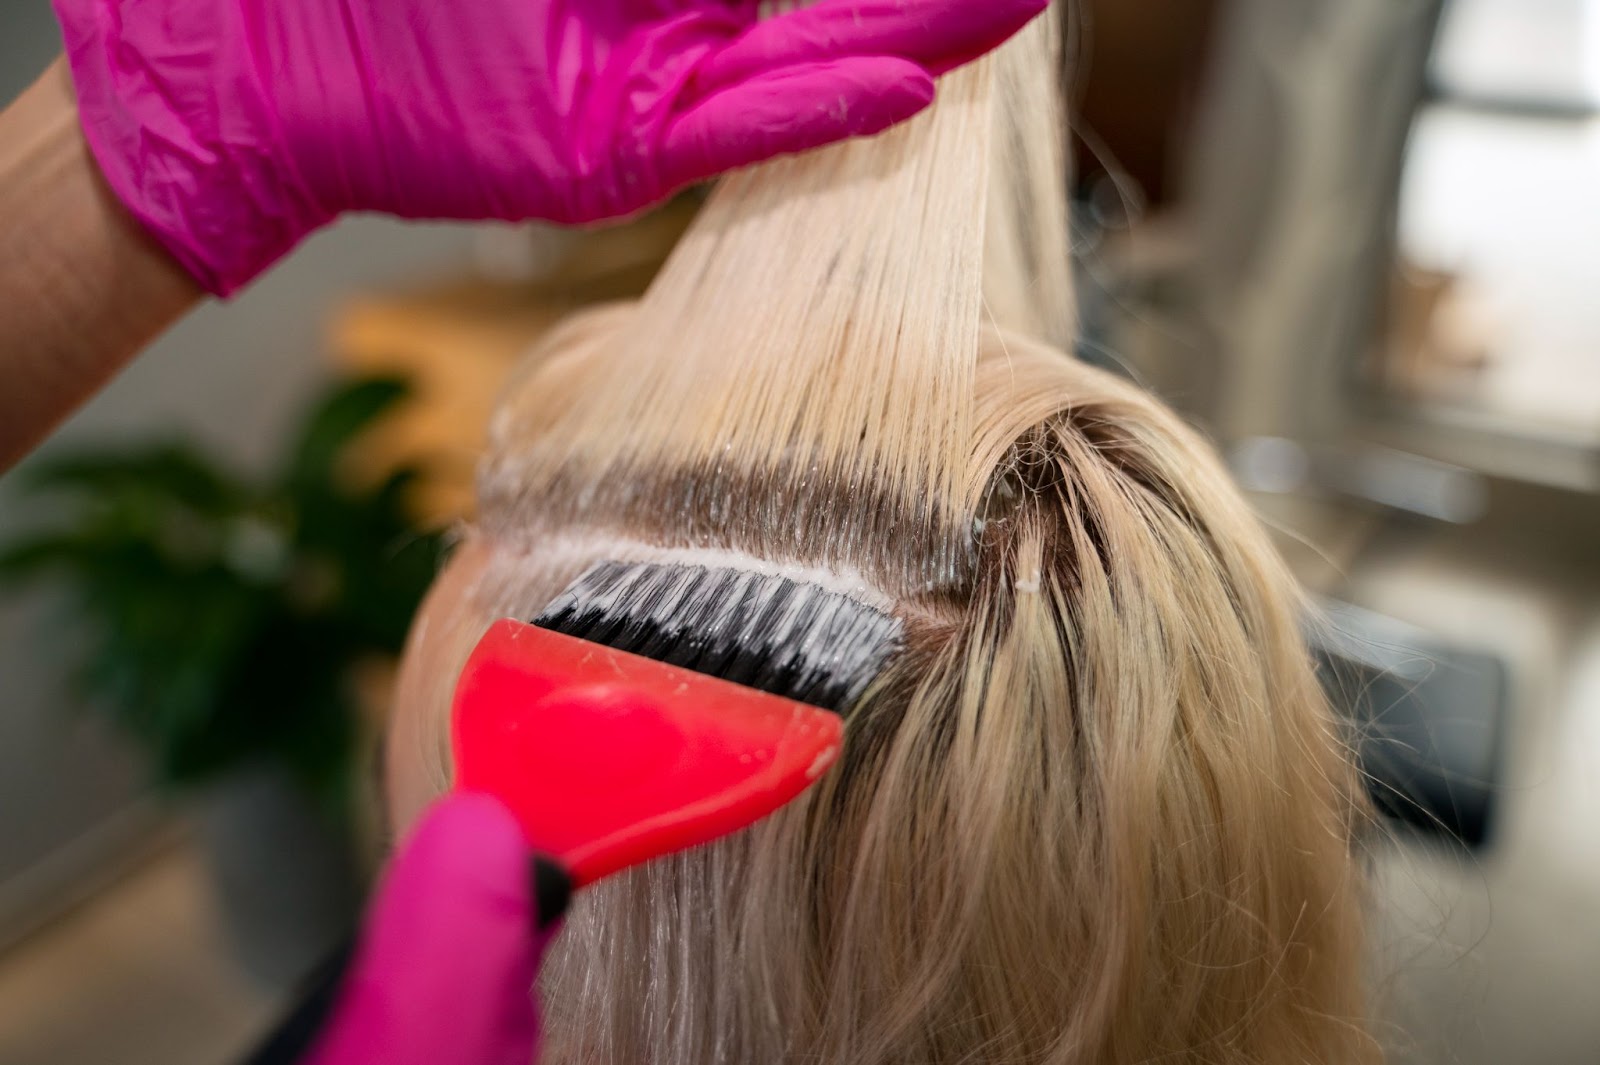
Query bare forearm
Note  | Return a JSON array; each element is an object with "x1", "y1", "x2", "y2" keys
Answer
[{"x1": 0, "y1": 59, "x2": 201, "y2": 471}]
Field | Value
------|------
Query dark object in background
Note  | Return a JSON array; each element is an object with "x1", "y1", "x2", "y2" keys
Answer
[
  {"x1": 238, "y1": 938, "x2": 354, "y2": 1065},
  {"x1": 199, "y1": 764, "x2": 364, "y2": 987},
  {"x1": 1071, "y1": 0, "x2": 1223, "y2": 209},
  {"x1": 1311, "y1": 598, "x2": 1507, "y2": 848}
]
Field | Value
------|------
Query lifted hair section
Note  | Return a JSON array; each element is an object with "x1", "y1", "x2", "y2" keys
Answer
[{"x1": 482, "y1": 57, "x2": 997, "y2": 598}]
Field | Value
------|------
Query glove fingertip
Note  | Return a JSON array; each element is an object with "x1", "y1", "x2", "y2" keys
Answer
[
  {"x1": 663, "y1": 58, "x2": 935, "y2": 189},
  {"x1": 302, "y1": 795, "x2": 544, "y2": 1065},
  {"x1": 379, "y1": 793, "x2": 533, "y2": 935}
]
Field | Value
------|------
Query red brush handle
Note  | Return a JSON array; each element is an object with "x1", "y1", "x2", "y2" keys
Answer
[{"x1": 450, "y1": 619, "x2": 843, "y2": 887}]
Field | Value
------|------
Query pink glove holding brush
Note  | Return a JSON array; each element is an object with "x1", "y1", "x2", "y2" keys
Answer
[
  {"x1": 53, "y1": 0, "x2": 1046, "y2": 295},
  {"x1": 274, "y1": 615, "x2": 853, "y2": 1065},
  {"x1": 299, "y1": 795, "x2": 557, "y2": 1065}
]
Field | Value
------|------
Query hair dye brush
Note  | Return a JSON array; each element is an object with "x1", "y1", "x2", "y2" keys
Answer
[
  {"x1": 451, "y1": 560, "x2": 904, "y2": 886},
  {"x1": 243, "y1": 561, "x2": 901, "y2": 1065}
]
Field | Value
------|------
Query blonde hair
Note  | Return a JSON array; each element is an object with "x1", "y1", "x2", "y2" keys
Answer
[{"x1": 392, "y1": 12, "x2": 1376, "y2": 1063}]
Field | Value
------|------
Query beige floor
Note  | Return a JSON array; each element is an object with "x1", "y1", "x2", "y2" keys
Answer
[
  {"x1": 0, "y1": 843, "x2": 279, "y2": 1065},
  {"x1": 1354, "y1": 533, "x2": 1600, "y2": 1065}
]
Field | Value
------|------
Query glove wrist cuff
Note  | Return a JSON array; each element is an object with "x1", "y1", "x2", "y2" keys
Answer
[{"x1": 53, "y1": 0, "x2": 334, "y2": 296}]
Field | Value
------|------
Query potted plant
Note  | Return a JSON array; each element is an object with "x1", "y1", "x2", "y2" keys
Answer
[{"x1": 0, "y1": 376, "x2": 445, "y2": 986}]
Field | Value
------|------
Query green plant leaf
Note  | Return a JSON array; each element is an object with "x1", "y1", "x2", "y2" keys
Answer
[
  {"x1": 0, "y1": 536, "x2": 101, "y2": 584},
  {"x1": 283, "y1": 376, "x2": 410, "y2": 494},
  {"x1": 2, "y1": 373, "x2": 445, "y2": 821},
  {"x1": 17, "y1": 445, "x2": 245, "y2": 516}
]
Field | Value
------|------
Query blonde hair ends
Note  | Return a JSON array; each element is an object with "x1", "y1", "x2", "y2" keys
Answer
[{"x1": 412, "y1": 10, "x2": 1376, "y2": 1064}]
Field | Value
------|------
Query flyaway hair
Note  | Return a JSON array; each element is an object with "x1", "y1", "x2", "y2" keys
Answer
[{"x1": 391, "y1": 10, "x2": 1378, "y2": 1064}]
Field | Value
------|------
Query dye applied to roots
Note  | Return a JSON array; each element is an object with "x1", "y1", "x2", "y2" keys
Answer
[{"x1": 534, "y1": 560, "x2": 904, "y2": 715}]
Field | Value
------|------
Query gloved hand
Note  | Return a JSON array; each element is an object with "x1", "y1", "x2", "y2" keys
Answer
[
  {"x1": 53, "y1": 0, "x2": 1046, "y2": 296},
  {"x1": 301, "y1": 793, "x2": 567, "y2": 1065}
]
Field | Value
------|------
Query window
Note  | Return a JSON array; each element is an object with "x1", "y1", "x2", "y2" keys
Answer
[{"x1": 1386, "y1": 0, "x2": 1600, "y2": 441}]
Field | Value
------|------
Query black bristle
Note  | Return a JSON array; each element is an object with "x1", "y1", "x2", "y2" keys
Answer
[{"x1": 531, "y1": 561, "x2": 902, "y2": 713}]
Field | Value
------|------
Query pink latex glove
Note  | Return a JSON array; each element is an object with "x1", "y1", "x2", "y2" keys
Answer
[
  {"x1": 53, "y1": 0, "x2": 1047, "y2": 296},
  {"x1": 302, "y1": 793, "x2": 564, "y2": 1065}
]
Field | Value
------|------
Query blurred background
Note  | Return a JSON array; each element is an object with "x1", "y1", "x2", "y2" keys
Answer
[{"x1": 2, "y1": 0, "x2": 1599, "y2": 1062}]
